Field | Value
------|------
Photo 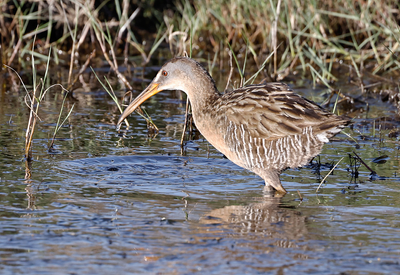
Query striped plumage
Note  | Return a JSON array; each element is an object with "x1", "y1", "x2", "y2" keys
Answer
[
  {"x1": 117, "y1": 57, "x2": 350, "y2": 194},
  {"x1": 201, "y1": 199, "x2": 307, "y2": 240}
]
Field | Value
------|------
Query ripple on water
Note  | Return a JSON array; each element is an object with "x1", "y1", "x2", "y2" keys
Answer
[{"x1": 2, "y1": 69, "x2": 400, "y2": 274}]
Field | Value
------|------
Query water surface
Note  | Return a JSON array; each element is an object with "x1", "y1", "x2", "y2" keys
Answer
[{"x1": 1, "y1": 63, "x2": 400, "y2": 274}]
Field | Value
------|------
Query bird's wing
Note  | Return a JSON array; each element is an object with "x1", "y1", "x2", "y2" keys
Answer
[
  {"x1": 212, "y1": 83, "x2": 350, "y2": 171},
  {"x1": 218, "y1": 83, "x2": 345, "y2": 141}
]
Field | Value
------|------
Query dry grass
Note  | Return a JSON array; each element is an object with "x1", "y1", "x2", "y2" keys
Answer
[
  {"x1": 1, "y1": 0, "x2": 399, "y2": 85},
  {"x1": 1, "y1": 0, "x2": 400, "y2": 160},
  {"x1": 166, "y1": 0, "x2": 400, "y2": 84}
]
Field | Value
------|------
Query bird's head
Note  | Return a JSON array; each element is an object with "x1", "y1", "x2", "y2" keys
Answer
[{"x1": 116, "y1": 57, "x2": 216, "y2": 130}]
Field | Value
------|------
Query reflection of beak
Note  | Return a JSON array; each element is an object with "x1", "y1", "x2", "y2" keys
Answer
[{"x1": 116, "y1": 83, "x2": 160, "y2": 130}]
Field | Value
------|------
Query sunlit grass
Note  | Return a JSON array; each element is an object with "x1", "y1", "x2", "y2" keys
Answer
[
  {"x1": 1, "y1": 0, "x2": 399, "y2": 89},
  {"x1": 166, "y1": 0, "x2": 400, "y2": 87}
]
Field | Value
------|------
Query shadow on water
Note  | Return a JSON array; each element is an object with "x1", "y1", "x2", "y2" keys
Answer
[{"x1": 1, "y1": 64, "x2": 400, "y2": 274}]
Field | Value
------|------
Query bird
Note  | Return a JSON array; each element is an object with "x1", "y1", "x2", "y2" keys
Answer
[{"x1": 117, "y1": 57, "x2": 351, "y2": 194}]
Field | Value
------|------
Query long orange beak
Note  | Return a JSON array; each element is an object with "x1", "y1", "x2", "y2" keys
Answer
[{"x1": 116, "y1": 83, "x2": 160, "y2": 130}]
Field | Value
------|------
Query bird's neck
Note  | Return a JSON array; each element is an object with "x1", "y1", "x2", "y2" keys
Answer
[
  {"x1": 185, "y1": 80, "x2": 220, "y2": 122},
  {"x1": 185, "y1": 80, "x2": 225, "y2": 152}
]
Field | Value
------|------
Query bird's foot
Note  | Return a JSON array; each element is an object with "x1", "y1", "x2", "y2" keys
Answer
[{"x1": 262, "y1": 185, "x2": 287, "y2": 197}]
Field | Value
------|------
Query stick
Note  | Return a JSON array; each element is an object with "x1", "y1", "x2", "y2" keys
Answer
[
  {"x1": 180, "y1": 97, "x2": 190, "y2": 148},
  {"x1": 352, "y1": 151, "x2": 376, "y2": 175},
  {"x1": 316, "y1": 157, "x2": 344, "y2": 192}
]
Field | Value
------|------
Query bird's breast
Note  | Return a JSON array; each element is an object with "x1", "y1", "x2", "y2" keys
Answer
[{"x1": 192, "y1": 109, "x2": 247, "y2": 168}]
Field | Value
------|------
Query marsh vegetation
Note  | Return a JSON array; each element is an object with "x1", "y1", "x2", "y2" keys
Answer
[{"x1": 1, "y1": 0, "x2": 400, "y2": 274}]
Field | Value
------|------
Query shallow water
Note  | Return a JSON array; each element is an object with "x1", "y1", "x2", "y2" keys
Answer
[{"x1": 1, "y1": 64, "x2": 400, "y2": 274}]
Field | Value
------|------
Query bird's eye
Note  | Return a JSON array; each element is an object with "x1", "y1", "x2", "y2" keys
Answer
[{"x1": 162, "y1": 70, "x2": 168, "y2": 76}]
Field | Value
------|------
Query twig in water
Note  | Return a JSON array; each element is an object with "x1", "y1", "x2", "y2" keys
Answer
[
  {"x1": 297, "y1": 190, "x2": 303, "y2": 201},
  {"x1": 348, "y1": 153, "x2": 361, "y2": 183},
  {"x1": 316, "y1": 157, "x2": 344, "y2": 192},
  {"x1": 180, "y1": 97, "x2": 191, "y2": 149},
  {"x1": 352, "y1": 151, "x2": 377, "y2": 175}
]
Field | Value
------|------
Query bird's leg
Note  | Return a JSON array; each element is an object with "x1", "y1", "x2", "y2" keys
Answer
[
  {"x1": 262, "y1": 185, "x2": 276, "y2": 197},
  {"x1": 254, "y1": 169, "x2": 287, "y2": 194},
  {"x1": 262, "y1": 186, "x2": 286, "y2": 198}
]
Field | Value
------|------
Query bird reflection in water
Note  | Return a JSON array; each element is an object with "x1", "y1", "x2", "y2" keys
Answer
[{"x1": 199, "y1": 194, "x2": 307, "y2": 248}]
